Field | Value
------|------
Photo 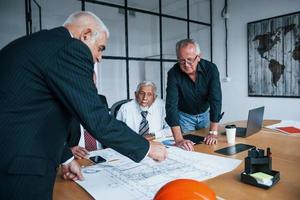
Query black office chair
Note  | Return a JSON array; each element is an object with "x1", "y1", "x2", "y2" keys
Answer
[
  {"x1": 99, "y1": 95, "x2": 108, "y2": 108},
  {"x1": 110, "y1": 99, "x2": 132, "y2": 118}
]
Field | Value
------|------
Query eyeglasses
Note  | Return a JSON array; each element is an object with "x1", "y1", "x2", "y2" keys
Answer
[{"x1": 178, "y1": 55, "x2": 198, "y2": 65}]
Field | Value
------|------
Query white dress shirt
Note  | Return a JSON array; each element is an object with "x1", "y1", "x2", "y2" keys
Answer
[{"x1": 116, "y1": 98, "x2": 172, "y2": 139}]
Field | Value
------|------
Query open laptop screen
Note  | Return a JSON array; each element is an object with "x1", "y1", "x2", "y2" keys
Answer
[{"x1": 244, "y1": 106, "x2": 265, "y2": 137}]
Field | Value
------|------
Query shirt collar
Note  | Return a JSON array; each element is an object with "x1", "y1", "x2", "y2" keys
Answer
[
  {"x1": 196, "y1": 61, "x2": 202, "y2": 72},
  {"x1": 69, "y1": 32, "x2": 74, "y2": 38}
]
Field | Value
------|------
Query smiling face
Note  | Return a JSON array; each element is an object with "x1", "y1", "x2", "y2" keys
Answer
[
  {"x1": 135, "y1": 85, "x2": 156, "y2": 108},
  {"x1": 177, "y1": 43, "x2": 201, "y2": 76}
]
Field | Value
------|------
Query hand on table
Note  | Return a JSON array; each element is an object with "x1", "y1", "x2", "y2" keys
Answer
[
  {"x1": 71, "y1": 146, "x2": 89, "y2": 159},
  {"x1": 148, "y1": 141, "x2": 167, "y2": 161},
  {"x1": 62, "y1": 159, "x2": 84, "y2": 181},
  {"x1": 175, "y1": 139, "x2": 194, "y2": 151},
  {"x1": 203, "y1": 134, "x2": 218, "y2": 145},
  {"x1": 144, "y1": 133, "x2": 155, "y2": 141}
]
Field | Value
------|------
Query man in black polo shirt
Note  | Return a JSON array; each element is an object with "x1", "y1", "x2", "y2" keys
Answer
[{"x1": 165, "y1": 39, "x2": 222, "y2": 151}]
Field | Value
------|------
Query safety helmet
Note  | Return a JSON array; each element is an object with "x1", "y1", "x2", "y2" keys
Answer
[{"x1": 154, "y1": 179, "x2": 216, "y2": 200}]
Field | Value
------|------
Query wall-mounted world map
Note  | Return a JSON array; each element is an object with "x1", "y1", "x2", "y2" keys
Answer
[{"x1": 248, "y1": 12, "x2": 300, "y2": 98}]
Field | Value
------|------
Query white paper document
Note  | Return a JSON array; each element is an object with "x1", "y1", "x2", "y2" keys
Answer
[
  {"x1": 265, "y1": 120, "x2": 300, "y2": 134},
  {"x1": 76, "y1": 147, "x2": 241, "y2": 200},
  {"x1": 265, "y1": 120, "x2": 300, "y2": 129}
]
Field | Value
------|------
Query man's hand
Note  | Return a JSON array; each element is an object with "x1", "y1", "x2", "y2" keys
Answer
[
  {"x1": 171, "y1": 126, "x2": 194, "y2": 151},
  {"x1": 144, "y1": 133, "x2": 155, "y2": 141},
  {"x1": 175, "y1": 139, "x2": 194, "y2": 151},
  {"x1": 62, "y1": 159, "x2": 84, "y2": 181},
  {"x1": 203, "y1": 134, "x2": 218, "y2": 145},
  {"x1": 71, "y1": 146, "x2": 89, "y2": 159},
  {"x1": 148, "y1": 141, "x2": 167, "y2": 161}
]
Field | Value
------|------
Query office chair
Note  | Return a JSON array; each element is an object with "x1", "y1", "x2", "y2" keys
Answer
[
  {"x1": 99, "y1": 95, "x2": 108, "y2": 108},
  {"x1": 110, "y1": 99, "x2": 132, "y2": 117}
]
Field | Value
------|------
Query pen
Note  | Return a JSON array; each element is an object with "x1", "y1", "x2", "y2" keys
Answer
[{"x1": 108, "y1": 159, "x2": 119, "y2": 162}]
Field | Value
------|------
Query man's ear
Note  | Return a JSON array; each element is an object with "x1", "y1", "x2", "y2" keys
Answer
[
  {"x1": 134, "y1": 92, "x2": 138, "y2": 99},
  {"x1": 79, "y1": 28, "x2": 93, "y2": 42}
]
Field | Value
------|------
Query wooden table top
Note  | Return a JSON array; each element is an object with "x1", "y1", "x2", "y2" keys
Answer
[{"x1": 53, "y1": 120, "x2": 300, "y2": 200}]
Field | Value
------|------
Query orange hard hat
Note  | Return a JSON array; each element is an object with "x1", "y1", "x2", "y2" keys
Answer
[{"x1": 154, "y1": 179, "x2": 216, "y2": 200}]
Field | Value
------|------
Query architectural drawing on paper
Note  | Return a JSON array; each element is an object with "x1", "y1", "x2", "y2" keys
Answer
[{"x1": 77, "y1": 147, "x2": 241, "y2": 200}]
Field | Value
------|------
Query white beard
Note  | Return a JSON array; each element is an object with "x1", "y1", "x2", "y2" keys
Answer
[{"x1": 140, "y1": 106, "x2": 149, "y2": 111}]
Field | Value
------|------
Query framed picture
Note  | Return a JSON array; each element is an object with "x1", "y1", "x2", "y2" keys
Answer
[{"x1": 248, "y1": 11, "x2": 300, "y2": 98}]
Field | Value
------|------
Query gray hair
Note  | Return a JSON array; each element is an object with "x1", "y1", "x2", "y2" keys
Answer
[
  {"x1": 176, "y1": 39, "x2": 201, "y2": 58},
  {"x1": 135, "y1": 81, "x2": 157, "y2": 95},
  {"x1": 63, "y1": 11, "x2": 110, "y2": 38}
]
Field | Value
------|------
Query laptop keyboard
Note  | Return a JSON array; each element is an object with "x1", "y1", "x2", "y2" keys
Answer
[{"x1": 220, "y1": 127, "x2": 247, "y2": 136}]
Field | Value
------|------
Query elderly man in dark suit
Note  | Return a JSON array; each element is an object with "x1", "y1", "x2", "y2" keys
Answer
[{"x1": 0, "y1": 11, "x2": 167, "y2": 200}]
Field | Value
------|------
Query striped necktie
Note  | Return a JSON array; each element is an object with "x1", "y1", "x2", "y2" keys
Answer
[
  {"x1": 84, "y1": 130, "x2": 97, "y2": 151},
  {"x1": 139, "y1": 111, "x2": 149, "y2": 136}
]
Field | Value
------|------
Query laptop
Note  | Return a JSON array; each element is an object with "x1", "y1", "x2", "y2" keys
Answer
[{"x1": 225, "y1": 106, "x2": 265, "y2": 137}]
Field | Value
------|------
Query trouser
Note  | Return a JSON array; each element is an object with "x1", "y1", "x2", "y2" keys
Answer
[{"x1": 178, "y1": 110, "x2": 209, "y2": 133}]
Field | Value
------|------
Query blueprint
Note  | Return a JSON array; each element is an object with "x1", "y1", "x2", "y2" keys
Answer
[{"x1": 76, "y1": 147, "x2": 241, "y2": 200}]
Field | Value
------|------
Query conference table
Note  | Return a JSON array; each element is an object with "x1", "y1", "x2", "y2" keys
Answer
[{"x1": 53, "y1": 120, "x2": 300, "y2": 200}]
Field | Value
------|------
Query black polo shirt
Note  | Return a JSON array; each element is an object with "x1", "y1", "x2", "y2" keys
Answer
[{"x1": 165, "y1": 59, "x2": 222, "y2": 127}]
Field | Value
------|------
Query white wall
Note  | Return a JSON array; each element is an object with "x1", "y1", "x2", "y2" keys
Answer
[{"x1": 212, "y1": 0, "x2": 300, "y2": 122}]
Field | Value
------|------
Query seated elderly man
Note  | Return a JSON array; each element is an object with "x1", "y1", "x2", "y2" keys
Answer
[{"x1": 117, "y1": 81, "x2": 172, "y2": 140}]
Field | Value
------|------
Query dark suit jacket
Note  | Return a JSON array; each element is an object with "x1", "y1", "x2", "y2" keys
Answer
[
  {"x1": 0, "y1": 27, "x2": 148, "y2": 199},
  {"x1": 67, "y1": 95, "x2": 108, "y2": 147}
]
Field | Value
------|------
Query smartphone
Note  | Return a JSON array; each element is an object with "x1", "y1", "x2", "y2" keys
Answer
[
  {"x1": 215, "y1": 144, "x2": 255, "y2": 155},
  {"x1": 89, "y1": 156, "x2": 106, "y2": 163},
  {"x1": 183, "y1": 134, "x2": 204, "y2": 144}
]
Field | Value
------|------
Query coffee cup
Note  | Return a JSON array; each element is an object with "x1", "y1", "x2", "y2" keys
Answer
[{"x1": 225, "y1": 124, "x2": 236, "y2": 144}]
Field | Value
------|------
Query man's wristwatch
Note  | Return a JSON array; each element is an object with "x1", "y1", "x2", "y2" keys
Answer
[{"x1": 209, "y1": 130, "x2": 218, "y2": 135}]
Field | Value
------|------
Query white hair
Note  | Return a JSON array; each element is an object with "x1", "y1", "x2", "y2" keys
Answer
[
  {"x1": 176, "y1": 39, "x2": 201, "y2": 58},
  {"x1": 135, "y1": 81, "x2": 157, "y2": 95},
  {"x1": 63, "y1": 11, "x2": 110, "y2": 38}
]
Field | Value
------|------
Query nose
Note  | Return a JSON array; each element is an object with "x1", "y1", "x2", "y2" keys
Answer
[
  {"x1": 183, "y1": 61, "x2": 189, "y2": 67},
  {"x1": 96, "y1": 54, "x2": 102, "y2": 63}
]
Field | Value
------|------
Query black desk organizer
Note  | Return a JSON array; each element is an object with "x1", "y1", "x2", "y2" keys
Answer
[{"x1": 241, "y1": 147, "x2": 280, "y2": 189}]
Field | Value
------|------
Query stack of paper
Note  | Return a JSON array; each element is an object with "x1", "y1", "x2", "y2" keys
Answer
[
  {"x1": 250, "y1": 172, "x2": 273, "y2": 186},
  {"x1": 276, "y1": 126, "x2": 300, "y2": 134},
  {"x1": 265, "y1": 120, "x2": 300, "y2": 135}
]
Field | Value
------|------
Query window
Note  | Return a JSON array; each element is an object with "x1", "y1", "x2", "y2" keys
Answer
[
  {"x1": 26, "y1": 0, "x2": 212, "y2": 106},
  {"x1": 128, "y1": 12, "x2": 159, "y2": 58},
  {"x1": 0, "y1": 0, "x2": 27, "y2": 48},
  {"x1": 86, "y1": 3, "x2": 126, "y2": 57}
]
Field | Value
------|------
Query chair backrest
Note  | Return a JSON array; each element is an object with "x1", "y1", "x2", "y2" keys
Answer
[
  {"x1": 110, "y1": 99, "x2": 132, "y2": 117},
  {"x1": 98, "y1": 95, "x2": 108, "y2": 108}
]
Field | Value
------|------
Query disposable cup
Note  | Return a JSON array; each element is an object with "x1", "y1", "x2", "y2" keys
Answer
[{"x1": 225, "y1": 125, "x2": 236, "y2": 144}]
